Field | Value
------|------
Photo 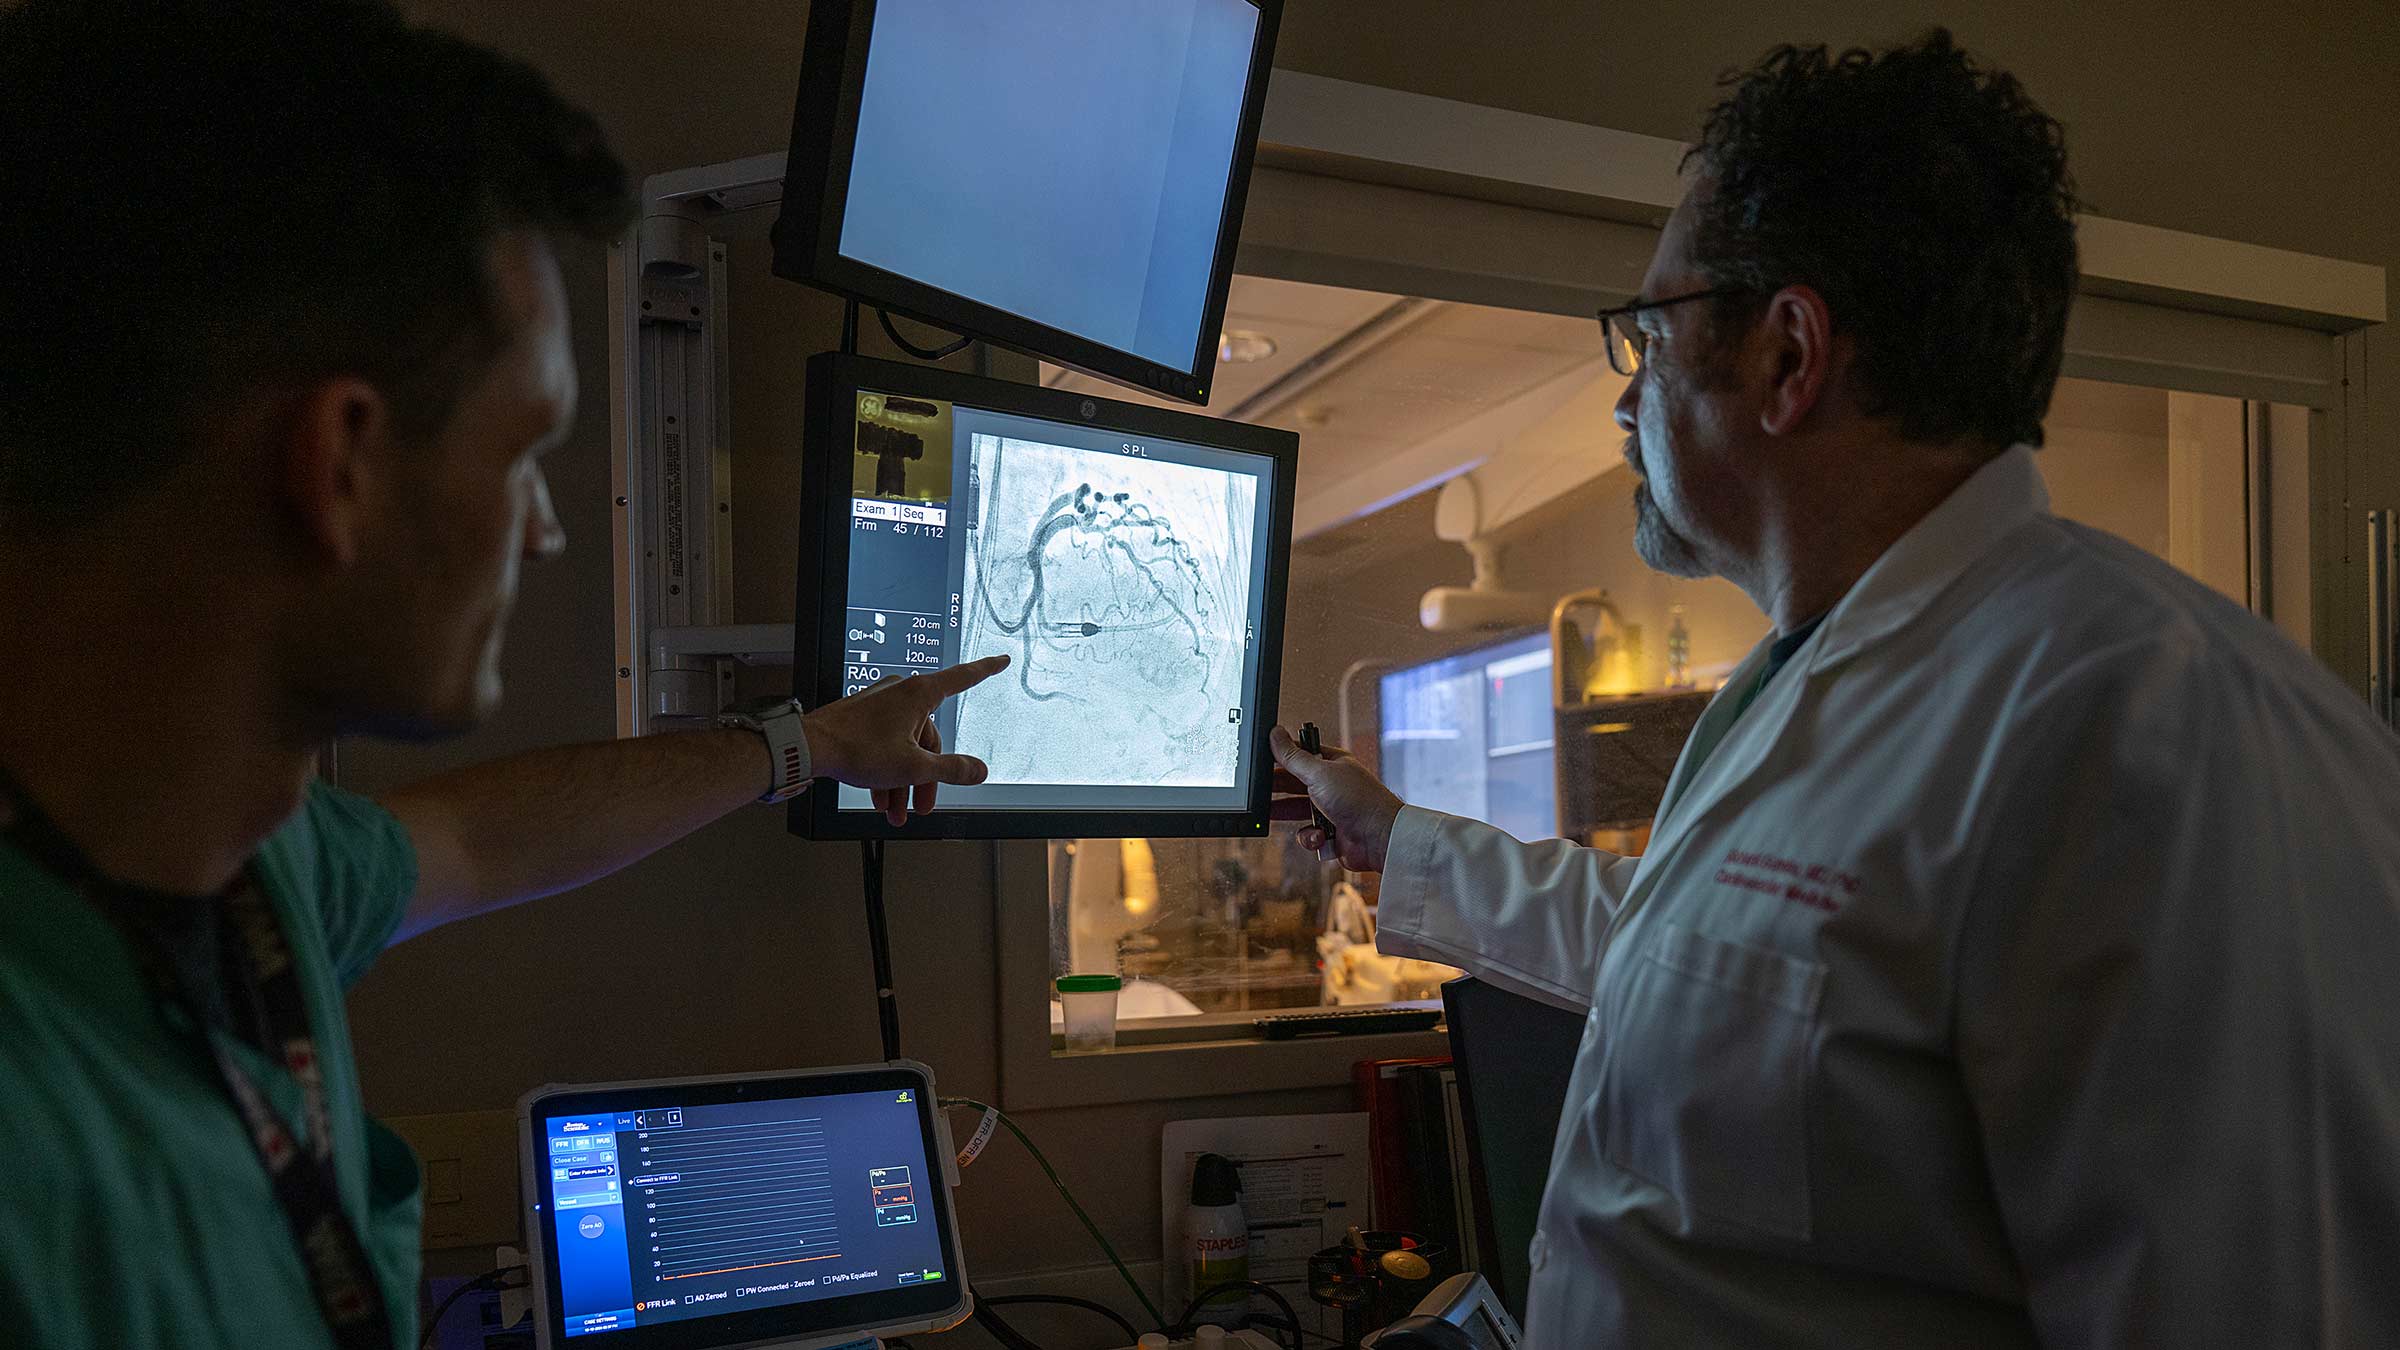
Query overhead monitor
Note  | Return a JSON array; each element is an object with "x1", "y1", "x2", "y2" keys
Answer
[
  {"x1": 519, "y1": 1062, "x2": 969, "y2": 1349},
  {"x1": 770, "y1": 0, "x2": 1284, "y2": 404},
  {"x1": 791, "y1": 352, "x2": 1297, "y2": 840}
]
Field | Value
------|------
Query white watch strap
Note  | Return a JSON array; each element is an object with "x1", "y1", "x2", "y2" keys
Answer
[
  {"x1": 762, "y1": 708, "x2": 812, "y2": 801},
  {"x1": 724, "y1": 701, "x2": 813, "y2": 802}
]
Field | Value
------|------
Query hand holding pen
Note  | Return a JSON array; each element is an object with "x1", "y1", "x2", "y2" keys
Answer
[{"x1": 1267, "y1": 724, "x2": 1404, "y2": 873}]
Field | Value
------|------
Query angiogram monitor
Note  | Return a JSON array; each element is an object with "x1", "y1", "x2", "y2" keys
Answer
[{"x1": 791, "y1": 352, "x2": 1297, "y2": 840}]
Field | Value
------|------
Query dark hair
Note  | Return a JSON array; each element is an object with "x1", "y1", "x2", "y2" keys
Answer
[
  {"x1": 1685, "y1": 29, "x2": 2079, "y2": 450},
  {"x1": 0, "y1": 0, "x2": 634, "y2": 518}
]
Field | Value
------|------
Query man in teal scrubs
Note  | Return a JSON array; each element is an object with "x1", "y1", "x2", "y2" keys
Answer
[{"x1": 0, "y1": 3, "x2": 1001, "y2": 1346}]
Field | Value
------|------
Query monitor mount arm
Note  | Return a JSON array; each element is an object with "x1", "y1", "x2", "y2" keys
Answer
[
  {"x1": 613, "y1": 159, "x2": 990, "y2": 736},
  {"x1": 611, "y1": 187, "x2": 751, "y2": 736}
]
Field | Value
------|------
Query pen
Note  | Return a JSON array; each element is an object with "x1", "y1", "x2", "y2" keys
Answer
[{"x1": 1300, "y1": 722, "x2": 1337, "y2": 855}]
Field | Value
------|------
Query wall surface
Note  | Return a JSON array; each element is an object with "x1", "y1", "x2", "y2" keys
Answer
[
  {"x1": 351, "y1": 1, "x2": 2398, "y2": 1334},
  {"x1": 2040, "y1": 380, "x2": 2171, "y2": 559}
]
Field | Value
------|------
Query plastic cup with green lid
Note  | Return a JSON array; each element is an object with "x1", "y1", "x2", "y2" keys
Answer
[{"x1": 1056, "y1": 974, "x2": 1123, "y2": 1054}]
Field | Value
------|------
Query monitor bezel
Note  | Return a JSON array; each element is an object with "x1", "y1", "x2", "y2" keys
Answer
[
  {"x1": 768, "y1": 0, "x2": 1283, "y2": 406},
  {"x1": 789, "y1": 351, "x2": 1298, "y2": 841},
  {"x1": 520, "y1": 1062, "x2": 969, "y2": 1350}
]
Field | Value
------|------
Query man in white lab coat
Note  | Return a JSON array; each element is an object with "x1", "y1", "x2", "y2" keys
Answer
[{"x1": 1271, "y1": 30, "x2": 2400, "y2": 1349}]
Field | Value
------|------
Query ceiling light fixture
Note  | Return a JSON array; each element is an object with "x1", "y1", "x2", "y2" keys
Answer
[{"x1": 1217, "y1": 329, "x2": 1278, "y2": 364}]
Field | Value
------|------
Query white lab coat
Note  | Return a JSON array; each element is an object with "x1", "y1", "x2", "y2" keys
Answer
[{"x1": 1377, "y1": 446, "x2": 2400, "y2": 1348}]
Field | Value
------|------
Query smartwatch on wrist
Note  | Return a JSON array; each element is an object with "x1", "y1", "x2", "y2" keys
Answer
[{"x1": 716, "y1": 696, "x2": 814, "y2": 802}]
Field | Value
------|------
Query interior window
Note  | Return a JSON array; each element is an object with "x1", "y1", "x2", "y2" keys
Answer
[{"x1": 1039, "y1": 277, "x2": 2302, "y2": 1036}]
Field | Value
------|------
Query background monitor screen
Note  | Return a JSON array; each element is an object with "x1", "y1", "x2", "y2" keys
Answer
[
  {"x1": 773, "y1": 0, "x2": 1283, "y2": 405},
  {"x1": 792, "y1": 353, "x2": 1298, "y2": 840},
  {"x1": 527, "y1": 1068, "x2": 964, "y2": 1346},
  {"x1": 1378, "y1": 631, "x2": 1559, "y2": 844}
]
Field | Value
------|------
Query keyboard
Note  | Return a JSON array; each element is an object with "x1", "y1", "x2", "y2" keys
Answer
[{"x1": 1253, "y1": 1007, "x2": 1443, "y2": 1040}]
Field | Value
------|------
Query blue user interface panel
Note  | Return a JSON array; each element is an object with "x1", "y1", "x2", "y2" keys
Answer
[
  {"x1": 839, "y1": 0, "x2": 1262, "y2": 371},
  {"x1": 835, "y1": 386, "x2": 1277, "y2": 814},
  {"x1": 543, "y1": 1088, "x2": 946, "y2": 1339},
  {"x1": 1379, "y1": 630, "x2": 1557, "y2": 845}
]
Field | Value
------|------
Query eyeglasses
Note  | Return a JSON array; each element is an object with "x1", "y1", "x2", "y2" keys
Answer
[{"x1": 1595, "y1": 286, "x2": 1747, "y2": 377}]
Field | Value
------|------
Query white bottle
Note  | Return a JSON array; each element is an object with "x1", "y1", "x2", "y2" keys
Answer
[{"x1": 1185, "y1": 1153, "x2": 1250, "y2": 1328}]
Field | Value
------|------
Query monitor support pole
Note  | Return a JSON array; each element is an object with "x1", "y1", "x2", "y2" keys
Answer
[
  {"x1": 837, "y1": 296, "x2": 904, "y2": 1066},
  {"x1": 861, "y1": 834, "x2": 899, "y2": 1061}
]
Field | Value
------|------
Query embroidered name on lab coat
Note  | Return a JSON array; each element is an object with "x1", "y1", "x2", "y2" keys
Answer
[{"x1": 1713, "y1": 848, "x2": 1859, "y2": 912}]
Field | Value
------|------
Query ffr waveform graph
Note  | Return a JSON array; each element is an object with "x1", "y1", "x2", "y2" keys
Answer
[{"x1": 630, "y1": 1114, "x2": 844, "y2": 1282}]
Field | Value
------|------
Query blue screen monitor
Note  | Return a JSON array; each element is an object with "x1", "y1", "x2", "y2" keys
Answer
[
  {"x1": 520, "y1": 1064, "x2": 969, "y2": 1348},
  {"x1": 1377, "y1": 631, "x2": 1559, "y2": 844},
  {"x1": 790, "y1": 352, "x2": 1299, "y2": 841},
  {"x1": 771, "y1": 0, "x2": 1283, "y2": 405}
]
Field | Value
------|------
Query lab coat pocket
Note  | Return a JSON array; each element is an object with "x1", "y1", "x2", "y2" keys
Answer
[{"x1": 1598, "y1": 921, "x2": 1824, "y2": 1241}]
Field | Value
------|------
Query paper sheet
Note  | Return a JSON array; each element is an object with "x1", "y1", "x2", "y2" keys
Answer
[{"x1": 1160, "y1": 1112, "x2": 1372, "y2": 1337}]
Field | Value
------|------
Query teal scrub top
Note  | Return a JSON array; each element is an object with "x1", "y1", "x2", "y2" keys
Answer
[{"x1": 0, "y1": 780, "x2": 423, "y2": 1349}]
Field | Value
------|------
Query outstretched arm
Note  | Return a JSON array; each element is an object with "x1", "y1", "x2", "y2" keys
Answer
[
  {"x1": 1270, "y1": 725, "x2": 1637, "y2": 1009},
  {"x1": 380, "y1": 655, "x2": 1007, "y2": 942}
]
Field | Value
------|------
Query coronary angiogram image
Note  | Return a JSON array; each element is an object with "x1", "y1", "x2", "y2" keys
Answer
[{"x1": 955, "y1": 434, "x2": 1257, "y2": 787}]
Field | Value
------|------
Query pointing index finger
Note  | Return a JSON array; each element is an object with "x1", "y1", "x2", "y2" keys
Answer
[{"x1": 916, "y1": 653, "x2": 1011, "y2": 703}]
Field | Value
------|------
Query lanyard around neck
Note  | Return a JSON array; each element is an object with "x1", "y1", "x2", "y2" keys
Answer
[{"x1": 0, "y1": 769, "x2": 395, "y2": 1349}]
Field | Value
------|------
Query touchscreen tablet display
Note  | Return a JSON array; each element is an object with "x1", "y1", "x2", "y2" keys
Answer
[{"x1": 524, "y1": 1066, "x2": 965, "y2": 1347}]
